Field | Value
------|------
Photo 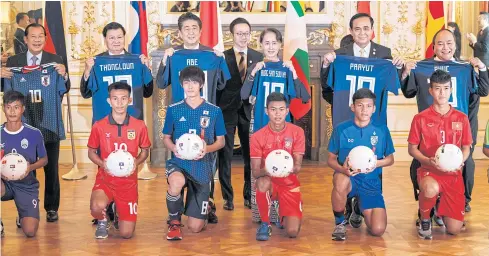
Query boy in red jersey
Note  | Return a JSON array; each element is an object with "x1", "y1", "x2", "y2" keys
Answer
[
  {"x1": 408, "y1": 70, "x2": 472, "y2": 240},
  {"x1": 250, "y1": 92, "x2": 305, "y2": 241},
  {"x1": 87, "y1": 82, "x2": 151, "y2": 239}
]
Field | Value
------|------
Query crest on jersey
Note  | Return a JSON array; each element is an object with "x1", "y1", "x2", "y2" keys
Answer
[
  {"x1": 41, "y1": 75, "x2": 50, "y2": 86},
  {"x1": 105, "y1": 133, "x2": 111, "y2": 138},
  {"x1": 370, "y1": 135, "x2": 378, "y2": 146},
  {"x1": 452, "y1": 122, "x2": 462, "y2": 130},
  {"x1": 21, "y1": 138, "x2": 29, "y2": 149},
  {"x1": 200, "y1": 116, "x2": 210, "y2": 128},
  {"x1": 127, "y1": 130, "x2": 136, "y2": 140},
  {"x1": 284, "y1": 138, "x2": 293, "y2": 149}
]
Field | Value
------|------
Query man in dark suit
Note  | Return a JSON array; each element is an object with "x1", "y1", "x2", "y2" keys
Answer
[
  {"x1": 402, "y1": 29, "x2": 489, "y2": 218},
  {"x1": 156, "y1": 12, "x2": 224, "y2": 224},
  {"x1": 468, "y1": 12, "x2": 489, "y2": 67},
  {"x1": 14, "y1": 12, "x2": 30, "y2": 54},
  {"x1": 217, "y1": 18, "x2": 263, "y2": 211},
  {"x1": 5, "y1": 23, "x2": 70, "y2": 223},
  {"x1": 320, "y1": 13, "x2": 404, "y2": 229},
  {"x1": 80, "y1": 22, "x2": 152, "y2": 99}
]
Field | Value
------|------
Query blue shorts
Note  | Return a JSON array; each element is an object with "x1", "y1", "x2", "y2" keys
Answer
[
  {"x1": 1, "y1": 178, "x2": 40, "y2": 220},
  {"x1": 348, "y1": 174, "x2": 385, "y2": 211}
]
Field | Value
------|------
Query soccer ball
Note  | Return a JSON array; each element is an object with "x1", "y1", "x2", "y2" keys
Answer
[
  {"x1": 348, "y1": 146, "x2": 377, "y2": 174},
  {"x1": 265, "y1": 149, "x2": 294, "y2": 177},
  {"x1": 435, "y1": 144, "x2": 463, "y2": 172},
  {"x1": 1, "y1": 153, "x2": 28, "y2": 181},
  {"x1": 105, "y1": 149, "x2": 135, "y2": 177},
  {"x1": 176, "y1": 133, "x2": 204, "y2": 160}
]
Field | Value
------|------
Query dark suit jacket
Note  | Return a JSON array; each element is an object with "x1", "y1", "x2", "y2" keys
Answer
[
  {"x1": 320, "y1": 42, "x2": 394, "y2": 104},
  {"x1": 13, "y1": 28, "x2": 27, "y2": 54},
  {"x1": 470, "y1": 27, "x2": 489, "y2": 67},
  {"x1": 218, "y1": 47, "x2": 263, "y2": 124},
  {"x1": 80, "y1": 50, "x2": 153, "y2": 99},
  {"x1": 156, "y1": 44, "x2": 212, "y2": 90},
  {"x1": 3, "y1": 51, "x2": 70, "y2": 93}
]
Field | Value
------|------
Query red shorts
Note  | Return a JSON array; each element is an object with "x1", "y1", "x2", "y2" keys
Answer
[
  {"x1": 270, "y1": 175, "x2": 303, "y2": 219},
  {"x1": 417, "y1": 169, "x2": 465, "y2": 221},
  {"x1": 92, "y1": 177, "x2": 138, "y2": 222}
]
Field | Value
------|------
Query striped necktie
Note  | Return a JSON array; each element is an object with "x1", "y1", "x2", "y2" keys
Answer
[{"x1": 238, "y1": 52, "x2": 246, "y2": 83}]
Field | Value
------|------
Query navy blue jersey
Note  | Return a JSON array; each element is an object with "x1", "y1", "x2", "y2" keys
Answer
[
  {"x1": 249, "y1": 61, "x2": 296, "y2": 131},
  {"x1": 162, "y1": 100, "x2": 226, "y2": 184},
  {"x1": 326, "y1": 55, "x2": 400, "y2": 127},
  {"x1": 328, "y1": 120, "x2": 395, "y2": 178},
  {"x1": 1, "y1": 123, "x2": 46, "y2": 185},
  {"x1": 406, "y1": 60, "x2": 477, "y2": 114},
  {"x1": 88, "y1": 55, "x2": 153, "y2": 122},
  {"x1": 160, "y1": 49, "x2": 231, "y2": 104},
  {"x1": 4, "y1": 63, "x2": 66, "y2": 142}
]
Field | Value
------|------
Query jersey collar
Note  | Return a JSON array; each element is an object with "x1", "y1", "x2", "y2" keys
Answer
[
  {"x1": 109, "y1": 113, "x2": 130, "y2": 126},
  {"x1": 2, "y1": 124, "x2": 25, "y2": 135},
  {"x1": 429, "y1": 105, "x2": 453, "y2": 117}
]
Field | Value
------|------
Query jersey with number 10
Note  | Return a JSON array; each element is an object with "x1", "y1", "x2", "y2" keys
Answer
[
  {"x1": 326, "y1": 55, "x2": 400, "y2": 127},
  {"x1": 406, "y1": 60, "x2": 477, "y2": 114},
  {"x1": 88, "y1": 55, "x2": 153, "y2": 122},
  {"x1": 250, "y1": 61, "x2": 296, "y2": 131},
  {"x1": 4, "y1": 63, "x2": 66, "y2": 142},
  {"x1": 160, "y1": 49, "x2": 231, "y2": 104}
]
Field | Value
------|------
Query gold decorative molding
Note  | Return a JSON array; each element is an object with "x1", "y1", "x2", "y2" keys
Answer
[{"x1": 157, "y1": 88, "x2": 168, "y2": 140}]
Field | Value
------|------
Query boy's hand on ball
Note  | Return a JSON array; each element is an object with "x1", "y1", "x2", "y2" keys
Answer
[{"x1": 194, "y1": 140, "x2": 207, "y2": 160}]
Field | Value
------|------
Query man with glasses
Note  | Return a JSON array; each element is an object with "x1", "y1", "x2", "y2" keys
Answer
[{"x1": 218, "y1": 18, "x2": 263, "y2": 211}]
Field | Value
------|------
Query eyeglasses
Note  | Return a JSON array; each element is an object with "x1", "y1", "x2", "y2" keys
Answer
[{"x1": 235, "y1": 32, "x2": 250, "y2": 38}]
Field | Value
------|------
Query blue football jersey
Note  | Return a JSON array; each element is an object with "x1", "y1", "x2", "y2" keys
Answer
[
  {"x1": 4, "y1": 63, "x2": 66, "y2": 142},
  {"x1": 1, "y1": 123, "x2": 47, "y2": 185},
  {"x1": 326, "y1": 55, "x2": 400, "y2": 127},
  {"x1": 160, "y1": 49, "x2": 231, "y2": 104},
  {"x1": 328, "y1": 120, "x2": 395, "y2": 178},
  {"x1": 88, "y1": 55, "x2": 153, "y2": 122},
  {"x1": 162, "y1": 100, "x2": 226, "y2": 184},
  {"x1": 249, "y1": 61, "x2": 296, "y2": 131},
  {"x1": 406, "y1": 60, "x2": 477, "y2": 114}
]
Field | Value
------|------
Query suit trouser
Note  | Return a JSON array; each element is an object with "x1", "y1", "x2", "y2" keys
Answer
[
  {"x1": 211, "y1": 106, "x2": 252, "y2": 201},
  {"x1": 410, "y1": 145, "x2": 475, "y2": 203},
  {"x1": 43, "y1": 141, "x2": 60, "y2": 212}
]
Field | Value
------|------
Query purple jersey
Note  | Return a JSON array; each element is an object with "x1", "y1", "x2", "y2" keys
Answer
[{"x1": 1, "y1": 123, "x2": 47, "y2": 184}]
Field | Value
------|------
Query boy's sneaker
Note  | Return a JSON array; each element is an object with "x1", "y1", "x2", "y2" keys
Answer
[
  {"x1": 256, "y1": 222, "x2": 272, "y2": 241},
  {"x1": 332, "y1": 220, "x2": 348, "y2": 241},
  {"x1": 95, "y1": 220, "x2": 109, "y2": 239},
  {"x1": 167, "y1": 220, "x2": 183, "y2": 241},
  {"x1": 417, "y1": 219, "x2": 432, "y2": 240},
  {"x1": 207, "y1": 200, "x2": 218, "y2": 224},
  {"x1": 349, "y1": 197, "x2": 363, "y2": 228}
]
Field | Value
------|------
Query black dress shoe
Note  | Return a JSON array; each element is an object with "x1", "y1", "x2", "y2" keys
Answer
[
  {"x1": 244, "y1": 199, "x2": 251, "y2": 209},
  {"x1": 465, "y1": 203, "x2": 471, "y2": 213},
  {"x1": 47, "y1": 210, "x2": 58, "y2": 222},
  {"x1": 207, "y1": 201, "x2": 218, "y2": 224},
  {"x1": 223, "y1": 200, "x2": 234, "y2": 211}
]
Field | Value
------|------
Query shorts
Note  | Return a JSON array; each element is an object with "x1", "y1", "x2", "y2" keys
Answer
[
  {"x1": 347, "y1": 174, "x2": 385, "y2": 212},
  {"x1": 166, "y1": 163, "x2": 210, "y2": 220},
  {"x1": 269, "y1": 175, "x2": 303, "y2": 219},
  {"x1": 417, "y1": 169, "x2": 465, "y2": 221},
  {"x1": 92, "y1": 178, "x2": 138, "y2": 222},
  {"x1": 1, "y1": 179, "x2": 40, "y2": 220}
]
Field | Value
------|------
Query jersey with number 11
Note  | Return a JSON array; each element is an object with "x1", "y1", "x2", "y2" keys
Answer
[
  {"x1": 88, "y1": 55, "x2": 153, "y2": 122},
  {"x1": 326, "y1": 55, "x2": 400, "y2": 127}
]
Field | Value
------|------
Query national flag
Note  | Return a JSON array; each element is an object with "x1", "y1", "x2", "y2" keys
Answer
[
  {"x1": 284, "y1": 1, "x2": 311, "y2": 120},
  {"x1": 357, "y1": 1, "x2": 375, "y2": 39},
  {"x1": 425, "y1": 1, "x2": 445, "y2": 58},
  {"x1": 43, "y1": 1, "x2": 70, "y2": 87},
  {"x1": 128, "y1": 1, "x2": 148, "y2": 56},
  {"x1": 199, "y1": 1, "x2": 224, "y2": 52}
]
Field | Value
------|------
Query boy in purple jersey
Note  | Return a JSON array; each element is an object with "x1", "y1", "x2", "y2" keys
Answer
[{"x1": 1, "y1": 91, "x2": 48, "y2": 237}]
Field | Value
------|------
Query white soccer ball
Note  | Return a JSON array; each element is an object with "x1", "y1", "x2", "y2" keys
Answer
[
  {"x1": 265, "y1": 150, "x2": 294, "y2": 177},
  {"x1": 175, "y1": 133, "x2": 204, "y2": 160},
  {"x1": 435, "y1": 144, "x2": 463, "y2": 172},
  {"x1": 1, "y1": 153, "x2": 28, "y2": 181},
  {"x1": 105, "y1": 149, "x2": 135, "y2": 177},
  {"x1": 348, "y1": 146, "x2": 377, "y2": 174}
]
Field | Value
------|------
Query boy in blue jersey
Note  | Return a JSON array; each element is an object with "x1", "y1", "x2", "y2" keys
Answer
[
  {"x1": 327, "y1": 88, "x2": 395, "y2": 241},
  {"x1": 1, "y1": 91, "x2": 48, "y2": 237},
  {"x1": 163, "y1": 66, "x2": 225, "y2": 240}
]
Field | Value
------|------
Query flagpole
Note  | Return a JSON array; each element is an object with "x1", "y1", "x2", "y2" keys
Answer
[{"x1": 62, "y1": 92, "x2": 87, "y2": 180}]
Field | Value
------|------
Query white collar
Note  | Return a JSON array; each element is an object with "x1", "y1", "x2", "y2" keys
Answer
[
  {"x1": 108, "y1": 50, "x2": 125, "y2": 55},
  {"x1": 184, "y1": 44, "x2": 200, "y2": 50},
  {"x1": 434, "y1": 56, "x2": 455, "y2": 61},
  {"x1": 233, "y1": 46, "x2": 247, "y2": 55},
  {"x1": 353, "y1": 42, "x2": 371, "y2": 58},
  {"x1": 3, "y1": 125, "x2": 24, "y2": 135},
  {"x1": 26, "y1": 50, "x2": 43, "y2": 64},
  {"x1": 18, "y1": 27, "x2": 25, "y2": 31}
]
